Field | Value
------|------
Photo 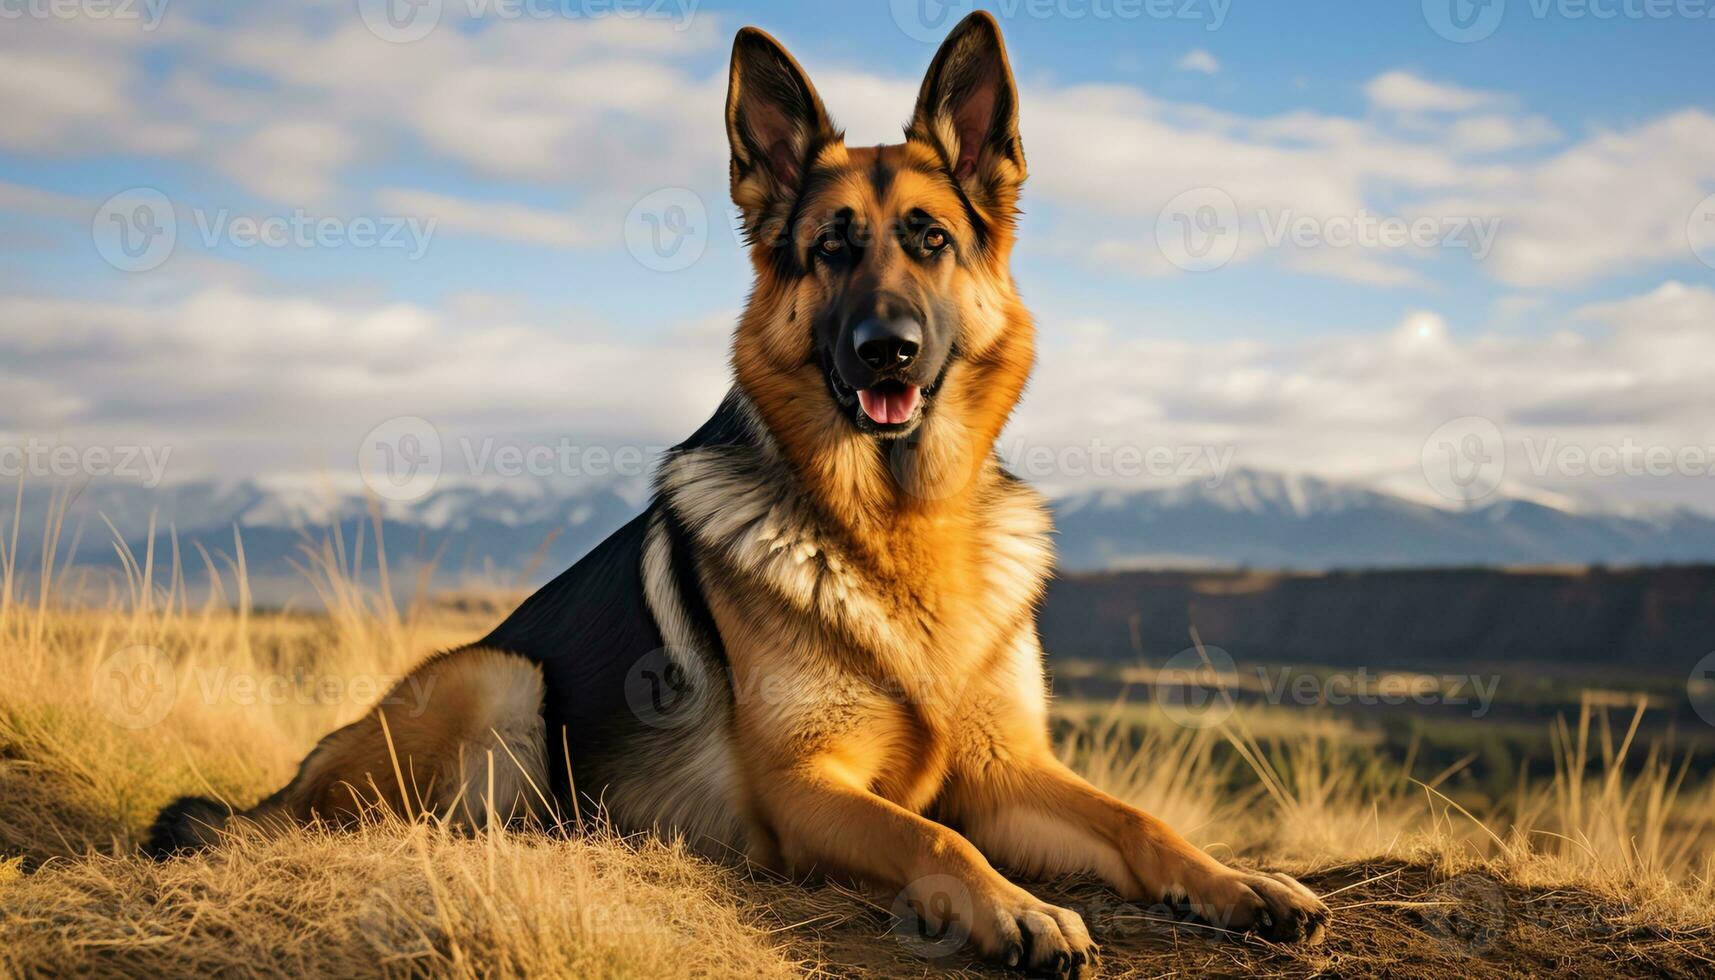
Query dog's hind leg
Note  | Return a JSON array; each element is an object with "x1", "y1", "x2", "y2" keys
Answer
[{"x1": 145, "y1": 647, "x2": 550, "y2": 857}]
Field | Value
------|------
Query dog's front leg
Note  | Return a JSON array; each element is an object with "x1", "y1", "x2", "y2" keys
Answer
[
  {"x1": 755, "y1": 766, "x2": 1097, "y2": 975},
  {"x1": 946, "y1": 753, "x2": 1330, "y2": 944}
]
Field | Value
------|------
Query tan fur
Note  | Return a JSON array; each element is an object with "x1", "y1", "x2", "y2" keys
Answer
[{"x1": 246, "y1": 647, "x2": 550, "y2": 830}]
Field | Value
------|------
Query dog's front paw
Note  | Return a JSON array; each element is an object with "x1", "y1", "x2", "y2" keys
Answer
[
  {"x1": 971, "y1": 886, "x2": 1099, "y2": 977},
  {"x1": 1186, "y1": 868, "x2": 1330, "y2": 944},
  {"x1": 896, "y1": 876, "x2": 1099, "y2": 977}
]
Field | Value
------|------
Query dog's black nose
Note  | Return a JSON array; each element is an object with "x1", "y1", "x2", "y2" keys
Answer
[{"x1": 852, "y1": 317, "x2": 922, "y2": 370}]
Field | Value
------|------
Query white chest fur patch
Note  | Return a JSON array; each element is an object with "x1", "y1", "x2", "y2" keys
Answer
[{"x1": 657, "y1": 394, "x2": 1055, "y2": 652}]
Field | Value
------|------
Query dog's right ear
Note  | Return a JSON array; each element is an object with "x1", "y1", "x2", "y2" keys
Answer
[
  {"x1": 726, "y1": 27, "x2": 838, "y2": 233},
  {"x1": 909, "y1": 12, "x2": 1024, "y2": 226}
]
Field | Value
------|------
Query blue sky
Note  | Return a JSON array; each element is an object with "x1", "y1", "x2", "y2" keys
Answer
[{"x1": 2, "y1": 0, "x2": 1714, "y2": 512}]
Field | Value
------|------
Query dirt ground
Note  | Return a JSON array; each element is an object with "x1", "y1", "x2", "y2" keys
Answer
[{"x1": 746, "y1": 860, "x2": 1715, "y2": 979}]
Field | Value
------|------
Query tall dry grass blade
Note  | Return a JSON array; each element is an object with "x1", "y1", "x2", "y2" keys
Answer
[{"x1": 3, "y1": 475, "x2": 23, "y2": 627}]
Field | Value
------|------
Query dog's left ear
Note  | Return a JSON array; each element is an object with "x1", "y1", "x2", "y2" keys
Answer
[
  {"x1": 726, "y1": 27, "x2": 839, "y2": 234},
  {"x1": 909, "y1": 11, "x2": 1026, "y2": 219}
]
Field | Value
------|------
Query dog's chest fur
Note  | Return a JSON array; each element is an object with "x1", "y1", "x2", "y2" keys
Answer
[{"x1": 658, "y1": 401, "x2": 1055, "y2": 809}]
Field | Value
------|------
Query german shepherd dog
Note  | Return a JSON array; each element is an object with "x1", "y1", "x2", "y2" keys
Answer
[{"x1": 149, "y1": 13, "x2": 1327, "y2": 974}]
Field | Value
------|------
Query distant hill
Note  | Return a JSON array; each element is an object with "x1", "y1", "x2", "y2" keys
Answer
[{"x1": 1037, "y1": 564, "x2": 1715, "y2": 677}]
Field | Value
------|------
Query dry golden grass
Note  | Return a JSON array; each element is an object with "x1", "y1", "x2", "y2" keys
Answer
[
  {"x1": 1, "y1": 826, "x2": 806, "y2": 979},
  {"x1": 2, "y1": 494, "x2": 1712, "y2": 977}
]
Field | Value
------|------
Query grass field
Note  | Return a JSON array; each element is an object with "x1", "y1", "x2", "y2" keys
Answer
[{"x1": 2, "y1": 501, "x2": 1714, "y2": 977}]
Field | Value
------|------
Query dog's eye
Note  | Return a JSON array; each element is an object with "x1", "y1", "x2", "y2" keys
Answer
[
  {"x1": 923, "y1": 227, "x2": 949, "y2": 252},
  {"x1": 817, "y1": 233, "x2": 845, "y2": 257}
]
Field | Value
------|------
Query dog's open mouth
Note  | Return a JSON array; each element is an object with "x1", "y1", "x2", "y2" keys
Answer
[
  {"x1": 856, "y1": 380, "x2": 921, "y2": 426},
  {"x1": 825, "y1": 365, "x2": 931, "y2": 435}
]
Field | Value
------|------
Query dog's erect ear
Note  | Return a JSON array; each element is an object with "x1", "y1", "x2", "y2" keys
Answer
[
  {"x1": 909, "y1": 12, "x2": 1025, "y2": 218},
  {"x1": 726, "y1": 28, "x2": 838, "y2": 227}
]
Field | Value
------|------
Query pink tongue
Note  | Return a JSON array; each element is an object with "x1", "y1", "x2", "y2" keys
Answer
[{"x1": 857, "y1": 385, "x2": 921, "y2": 425}]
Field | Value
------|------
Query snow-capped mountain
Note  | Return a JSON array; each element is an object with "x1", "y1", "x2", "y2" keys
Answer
[
  {"x1": 16, "y1": 479, "x2": 644, "y2": 603},
  {"x1": 11, "y1": 469, "x2": 1715, "y2": 604},
  {"x1": 1052, "y1": 469, "x2": 1715, "y2": 570}
]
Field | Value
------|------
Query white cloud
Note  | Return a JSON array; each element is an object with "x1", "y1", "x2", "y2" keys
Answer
[
  {"x1": 1422, "y1": 110, "x2": 1715, "y2": 287},
  {"x1": 213, "y1": 120, "x2": 360, "y2": 204},
  {"x1": 1445, "y1": 113, "x2": 1563, "y2": 154},
  {"x1": 203, "y1": 15, "x2": 728, "y2": 197},
  {"x1": 0, "y1": 287, "x2": 731, "y2": 484},
  {"x1": 1174, "y1": 49, "x2": 1220, "y2": 74},
  {"x1": 0, "y1": 13, "x2": 726, "y2": 205},
  {"x1": 1364, "y1": 71, "x2": 1499, "y2": 113},
  {"x1": 1013, "y1": 82, "x2": 1476, "y2": 284},
  {"x1": 1017, "y1": 282, "x2": 1715, "y2": 509},
  {"x1": 0, "y1": 44, "x2": 197, "y2": 157},
  {"x1": 0, "y1": 180, "x2": 90, "y2": 220},
  {"x1": 1006, "y1": 75, "x2": 1711, "y2": 290},
  {"x1": 1491, "y1": 293, "x2": 1547, "y2": 325}
]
